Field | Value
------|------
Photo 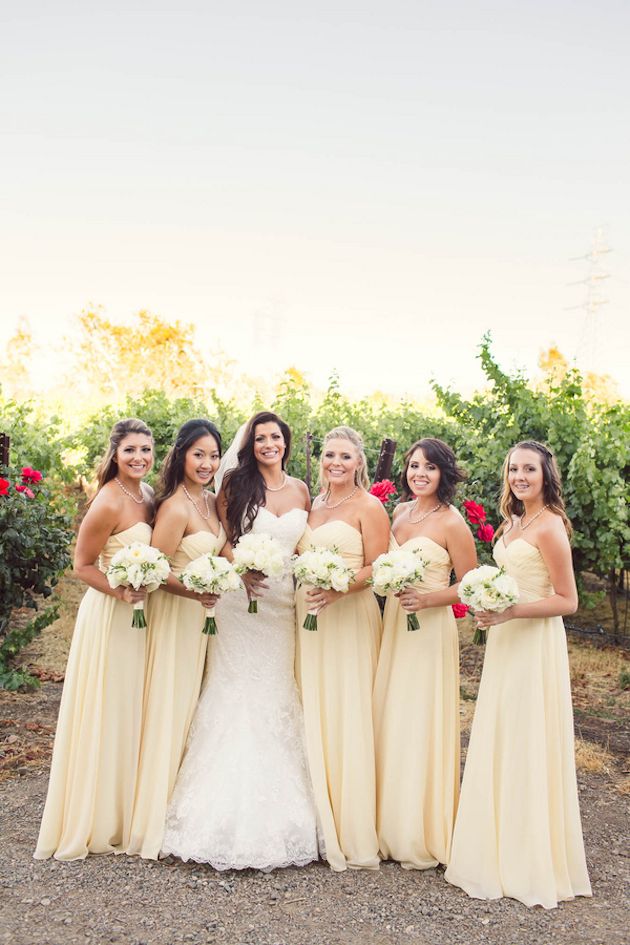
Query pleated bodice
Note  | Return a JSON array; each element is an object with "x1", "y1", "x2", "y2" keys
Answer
[
  {"x1": 97, "y1": 522, "x2": 152, "y2": 572},
  {"x1": 494, "y1": 538, "x2": 554, "y2": 602},
  {"x1": 390, "y1": 533, "x2": 452, "y2": 592},
  {"x1": 169, "y1": 527, "x2": 226, "y2": 577},
  {"x1": 298, "y1": 520, "x2": 365, "y2": 571}
]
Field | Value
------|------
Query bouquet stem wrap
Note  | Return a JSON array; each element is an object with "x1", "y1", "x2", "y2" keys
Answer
[{"x1": 132, "y1": 600, "x2": 148, "y2": 628}]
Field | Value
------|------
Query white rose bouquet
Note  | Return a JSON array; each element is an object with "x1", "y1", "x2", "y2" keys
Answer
[
  {"x1": 292, "y1": 546, "x2": 354, "y2": 631},
  {"x1": 369, "y1": 548, "x2": 428, "y2": 631},
  {"x1": 106, "y1": 542, "x2": 170, "y2": 628},
  {"x1": 180, "y1": 554, "x2": 242, "y2": 634},
  {"x1": 458, "y1": 564, "x2": 520, "y2": 644},
  {"x1": 232, "y1": 532, "x2": 286, "y2": 613}
]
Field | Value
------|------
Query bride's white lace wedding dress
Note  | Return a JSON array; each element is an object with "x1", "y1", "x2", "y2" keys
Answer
[{"x1": 161, "y1": 506, "x2": 320, "y2": 870}]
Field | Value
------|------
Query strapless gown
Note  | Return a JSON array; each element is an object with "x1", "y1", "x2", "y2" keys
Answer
[
  {"x1": 127, "y1": 527, "x2": 226, "y2": 859},
  {"x1": 373, "y1": 535, "x2": 460, "y2": 868},
  {"x1": 295, "y1": 520, "x2": 383, "y2": 871},
  {"x1": 35, "y1": 522, "x2": 151, "y2": 860},
  {"x1": 445, "y1": 538, "x2": 592, "y2": 908},
  {"x1": 162, "y1": 507, "x2": 319, "y2": 870}
]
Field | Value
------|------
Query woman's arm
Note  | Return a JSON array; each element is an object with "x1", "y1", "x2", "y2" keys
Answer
[
  {"x1": 74, "y1": 496, "x2": 146, "y2": 604},
  {"x1": 476, "y1": 520, "x2": 578, "y2": 628}
]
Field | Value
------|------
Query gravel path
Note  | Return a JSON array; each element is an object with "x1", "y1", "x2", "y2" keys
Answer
[{"x1": 1, "y1": 684, "x2": 629, "y2": 945}]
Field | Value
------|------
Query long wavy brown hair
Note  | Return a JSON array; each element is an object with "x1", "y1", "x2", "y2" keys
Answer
[
  {"x1": 223, "y1": 411, "x2": 292, "y2": 543},
  {"x1": 496, "y1": 440, "x2": 572, "y2": 539},
  {"x1": 154, "y1": 419, "x2": 222, "y2": 513},
  {"x1": 94, "y1": 418, "x2": 153, "y2": 493}
]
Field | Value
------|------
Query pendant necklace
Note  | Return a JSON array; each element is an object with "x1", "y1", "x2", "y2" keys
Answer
[
  {"x1": 324, "y1": 484, "x2": 358, "y2": 510},
  {"x1": 115, "y1": 477, "x2": 144, "y2": 505},
  {"x1": 265, "y1": 473, "x2": 288, "y2": 492},
  {"x1": 520, "y1": 504, "x2": 548, "y2": 531},
  {"x1": 408, "y1": 501, "x2": 442, "y2": 526},
  {"x1": 183, "y1": 484, "x2": 212, "y2": 521}
]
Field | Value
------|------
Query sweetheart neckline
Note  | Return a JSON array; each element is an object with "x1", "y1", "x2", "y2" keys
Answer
[
  {"x1": 111, "y1": 522, "x2": 152, "y2": 538},
  {"x1": 391, "y1": 533, "x2": 449, "y2": 556},
  {"x1": 305, "y1": 520, "x2": 362, "y2": 537},
  {"x1": 181, "y1": 526, "x2": 225, "y2": 542},
  {"x1": 500, "y1": 536, "x2": 540, "y2": 553},
  {"x1": 257, "y1": 506, "x2": 308, "y2": 521}
]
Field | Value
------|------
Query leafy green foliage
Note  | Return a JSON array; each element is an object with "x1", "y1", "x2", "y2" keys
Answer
[{"x1": 0, "y1": 467, "x2": 74, "y2": 688}]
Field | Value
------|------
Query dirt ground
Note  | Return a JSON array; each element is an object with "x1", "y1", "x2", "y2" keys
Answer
[{"x1": 1, "y1": 579, "x2": 629, "y2": 945}]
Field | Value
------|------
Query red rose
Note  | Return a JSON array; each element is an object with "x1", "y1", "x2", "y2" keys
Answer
[
  {"x1": 15, "y1": 484, "x2": 35, "y2": 499},
  {"x1": 452, "y1": 603, "x2": 469, "y2": 618},
  {"x1": 0, "y1": 477, "x2": 9, "y2": 496},
  {"x1": 476, "y1": 523, "x2": 495, "y2": 543},
  {"x1": 463, "y1": 499, "x2": 486, "y2": 524},
  {"x1": 21, "y1": 467, "x2": 43, "y2": 484},
  {"x1": 369, "y1": 479, "x2": 397, "y2": 504}
]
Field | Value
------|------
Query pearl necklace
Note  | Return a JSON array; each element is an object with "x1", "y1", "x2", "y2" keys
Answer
[
  {"x1": 182, "y1": 484, "x2": 212, "y2": 521},
  {"x1": 264, "y1": 473, "x2": 288, "y2": 492},
  {"x1": 408, "y1": 501, "x2": 442, "y2": 526},
  {"x1": 115, "y1": 477, "x2": 144, "y2": 505},
  {"x1": 324, "y1": 484, "x2": 358, "y2": 510},
  {"x1": 520, "y1": 504, "x2": 548, "y2": 531}
]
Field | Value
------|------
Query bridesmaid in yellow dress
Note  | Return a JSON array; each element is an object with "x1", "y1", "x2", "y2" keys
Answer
[
  {"x1": 373, "y1": 438, "x2": 477, "y2": 869},
  {"x1": 35, "y1": 418, "x2": 154, "y2": 860},
  {"x1": 445, "y1": 440, "x2": 592, "y2": 908},
  {"x1": 126, "y1": 420, "x2": 225, "y2": 859},
  {"x1": 295, "y1": 426, "x2": 390, "y2": 871}
]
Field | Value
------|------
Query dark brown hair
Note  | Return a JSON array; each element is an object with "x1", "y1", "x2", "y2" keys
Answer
[
  {"x1": 400, "y1": 438, "x2": 466, "y2": 505},
  {"x1": 154, "y1": 419, "x2": 222, "y2": 512},
  {"x1": 223, "y1": 411, "x2": 292, "y2": 543}
]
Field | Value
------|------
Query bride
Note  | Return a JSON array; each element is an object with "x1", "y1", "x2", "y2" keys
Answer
[{"x1": 161, "y1": 411, "x2": 320, "y2": 870}]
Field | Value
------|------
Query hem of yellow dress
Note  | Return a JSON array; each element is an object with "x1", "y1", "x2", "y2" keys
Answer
[{"x1": 444, "y1": 870, "x2": 592, "y2": 910}]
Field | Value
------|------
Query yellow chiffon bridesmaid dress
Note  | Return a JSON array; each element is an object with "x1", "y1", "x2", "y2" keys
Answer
[
  {"x1": 126, "y1": 526, "x2": 225, "y2": 859},
  {"x1": 445, "y1": 538, "x2": 592, "y2": 908},
  {"x1": 295, "y1": 521, "x2": 382, "y2": 871},
  {"x1": 35, "y1": 522, "x2": 151, "y2": 860},
  {"x1": 373, "y1": 534, "x2": 460, "y2": 868}
]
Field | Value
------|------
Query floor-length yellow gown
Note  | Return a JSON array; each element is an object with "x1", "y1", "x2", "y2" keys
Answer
[
  {"x1": 34, "y1": 522, "x2": 151, "y2": 860},
  {"x1": 295, "y1": 521, "x2": 382, "y2": 871},
  {"x1": 373, "y1": 535, "x2": 460, "y2": 868},
  {"x1": 445, "y1": 538, "x2": 592, "y2": 908},
  {"x1": 126, "y1": 527, "x2": 225, "y2": 859}
]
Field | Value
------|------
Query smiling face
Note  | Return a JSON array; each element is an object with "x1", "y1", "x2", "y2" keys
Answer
[
  {"x1": 115, "y1": 433, "x2": 153, "y2": 481},
  {"x1": 322, "y1": 437, "x2": 361, "y2": 490},
  {"x1": 508, "y1": 447, "x2": 544, "y2": 504},
  {"x1": 184, "y1": 434, "x2": 221, "y2": 488},
  {"x1": 253, "y1": 422, "x2": 286, "y2": 469},
  {"x1": 406, "y1": 448, "x2": 440, "y2": 500}
]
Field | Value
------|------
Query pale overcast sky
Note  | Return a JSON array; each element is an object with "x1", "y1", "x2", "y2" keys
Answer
[{"x1": 1, "y1": 1, "x2": 628, "y2": 397}]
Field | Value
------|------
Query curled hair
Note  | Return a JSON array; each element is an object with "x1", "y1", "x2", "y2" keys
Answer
[
  {"x1": 400, "y1": 438, "x2": 466, "y2": 505},
  {"x1": 318, "y1": 426, "x2": 370, "y2": 492},
  {"x1": 497, "y1": 440, "x2": 572, "y2": 538},
  {"x1": 94, "y1": 418, "x2": 153, "y2": 493},
  {"x1": 154, "y1": 419, "x2": 222, "y2": 512},
  {"x1": 224, "y1": 411, "x2": 292, "y2": 543}
]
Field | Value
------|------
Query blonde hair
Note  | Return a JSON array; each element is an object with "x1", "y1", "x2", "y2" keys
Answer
[
  {"x1": 94, "y1": 418, "x2": 154, "y2": 493},
  {"x1": 318, "y1": 425, "x2": 370, "y2": 492},
  {"x1": 496, "y1": 440, "x2": 573, "y2": 539}
]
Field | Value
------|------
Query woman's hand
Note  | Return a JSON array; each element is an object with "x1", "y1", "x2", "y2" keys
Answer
[
  {"x1": 117, "y1": 586, "x2": 148, "y2": 605},
  {"x1": 199, "y1": 592, "x2": 220, "y2": 609},
  {"x1": 396, "y1": 587, "x2": 428, "y2": 614},
  {"x1": 306, "y1": 587, "x2": 342, "y2": 614},
  {"x1": 241, "y1": 570, "x2": 269, "y2": 600},
  {"x1": 474, "y1": 606, "x2": 517, "y2": 628}
]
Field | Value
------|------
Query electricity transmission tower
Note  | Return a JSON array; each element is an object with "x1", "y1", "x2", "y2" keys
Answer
[{"x1": 566, "y1": 226, "x2": 611, "y2": 374}]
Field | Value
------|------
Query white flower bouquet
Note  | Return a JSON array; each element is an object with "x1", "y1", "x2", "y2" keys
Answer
[
  {"x1": 292, "y1": 546, "x2": 354, "y2": 631},
  {"x1": 232, "y1": 532, "x2": 286, "y2": 613},
  {"x1": 458, "y1": 564, "x2": 520, "y2": 644},
  {"x1": 180, "y1": 554, "x2": 242, "y2": 634},
  {"x1": 106, "y1": 542, "x2": 170, "y2": 628},
  {"x1": 369, "y1": 547, "x2": 428, "y2": 631}
]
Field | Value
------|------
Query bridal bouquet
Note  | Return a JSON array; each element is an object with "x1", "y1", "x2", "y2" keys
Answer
[
  {"x1": 369, "y1": 548, "x2": 428, "y2": 631},
  {"x1": 292, "y1": 546, "x2": 354, "y2": 631},
  {"x1": 180, "y1": 554, "x2": 241, "y2": 634},
  {"x1": 106, "y1": 542, "x2": 170, "y2": 627},
  {"x1": 232, "y1": 532, "x2": 286, "y2": 613},
  {"x1": 458, "y1": 564, "x2": 520, "y2": 644}
]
